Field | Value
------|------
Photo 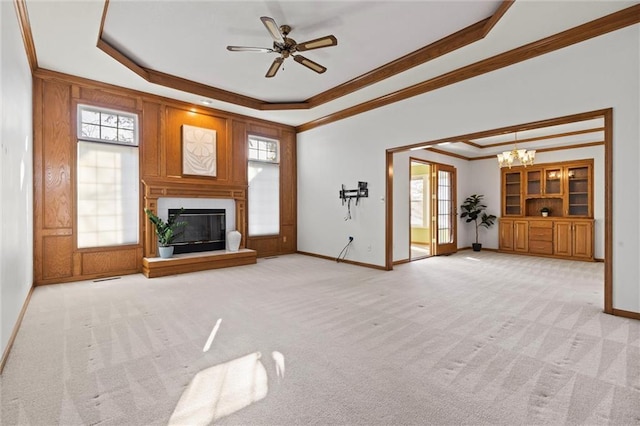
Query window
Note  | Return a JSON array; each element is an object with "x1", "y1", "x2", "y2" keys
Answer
[
  {"x1": 410, "y1": 176, "x2": 428, "y2": 227},
  {"x1": 247, "y1": 136, "x2": 279, "y2": 236},
  {"x1": 76, "y1": 105, "x2": 139, "y2": 248}
]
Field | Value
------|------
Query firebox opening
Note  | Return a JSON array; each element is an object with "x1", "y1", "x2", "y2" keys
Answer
[{"x1": 169, "y1": 208, "x2": 226, "y2": 254}]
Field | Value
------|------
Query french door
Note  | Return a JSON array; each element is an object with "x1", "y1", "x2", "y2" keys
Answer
[{"x1": 431, "y1": 163, "x2": 457, "y2": 255}]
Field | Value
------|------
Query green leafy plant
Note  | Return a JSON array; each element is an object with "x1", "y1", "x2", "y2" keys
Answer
[
  {"x1": 144, "y1": 208, "x2": 187, "y2": 247},
  {"x1": 460, "y1": 194, "x2": 497, "y2": 245},
  {"x1": 540, "y1": 207, "x2": 551, "y2": 214}
]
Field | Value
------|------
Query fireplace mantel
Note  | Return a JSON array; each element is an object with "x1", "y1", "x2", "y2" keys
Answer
[{"x1": 142, "y1": 178, "x2": 247, "y2": 258}]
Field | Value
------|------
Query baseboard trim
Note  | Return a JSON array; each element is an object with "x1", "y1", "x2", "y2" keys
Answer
[
  {"x1": 297, "y1": 251, "x2": 386, "y2": 271},
  {"x1": 611, "y1": 308, "x2": 640, "y2": 320},
  {"x1": 0, "y1": 284, "x2": 35, "y2": 374},
  {"x1": 393, "y1": 258, "x2": 411, "y2": 265}
]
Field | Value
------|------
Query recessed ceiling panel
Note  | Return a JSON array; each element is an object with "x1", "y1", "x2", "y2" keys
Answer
[{"x1": 102, "y1": 1, "x2": 501, "y2": 102}]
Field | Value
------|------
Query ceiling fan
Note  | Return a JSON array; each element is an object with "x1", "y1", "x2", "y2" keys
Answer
[{"x1": 227, "y1": 16, "x2": 338, "y2": 78}]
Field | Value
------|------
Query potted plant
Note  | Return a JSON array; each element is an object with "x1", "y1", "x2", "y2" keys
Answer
[
  {"x1": 540, "y1": 207, "x2": 550, "y2": 217},
  {"x1": 144, "y1": 207, "x2": 187, "y2": 258},
  {"x1": 460, "y1": 194, "x2": 497, "y2": 251}
]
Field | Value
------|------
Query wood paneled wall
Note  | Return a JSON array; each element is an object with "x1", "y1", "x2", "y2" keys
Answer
[{"x1": 33, "y1": 70, "x2": 297, "y2": 285}]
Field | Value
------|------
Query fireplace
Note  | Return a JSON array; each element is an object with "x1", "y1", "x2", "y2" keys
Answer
[{"x1": 169, "y1": 208, "x2": 226, "y2": 254}]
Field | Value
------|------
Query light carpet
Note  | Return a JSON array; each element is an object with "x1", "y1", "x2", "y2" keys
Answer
[{"x1": 1, "y1": 252, "x2": 639, "y2": 425}]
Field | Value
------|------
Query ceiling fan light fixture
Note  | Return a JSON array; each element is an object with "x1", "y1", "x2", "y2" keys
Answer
[{"x1": 229, "y1": 16, "x2": 336, "y2": 78}]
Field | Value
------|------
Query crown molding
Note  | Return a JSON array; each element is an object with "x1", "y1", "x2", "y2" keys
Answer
[
  {"x1": 297, "y1": 4, "x2": 640, "y2": 133},
  {"x1": 95, "y1": 1, "x2": 513, "y2": 111},
  {"x1": 14, "y1": 0, "x2": 38, "y2": 73}
]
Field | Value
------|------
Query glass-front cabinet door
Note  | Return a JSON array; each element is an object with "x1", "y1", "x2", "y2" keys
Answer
[
  {"x1": 525, "y1": 169, "x2": 541, "y2": 196},
  {"x1": 503, "y1": 171, "x2": 522, "y2": 216},
  {"x1": 544, "y1": 168, "x2": 563, "y2": 195},
  {"x1": 566, "y1": 165, "x2": 591, "y2": 217}
]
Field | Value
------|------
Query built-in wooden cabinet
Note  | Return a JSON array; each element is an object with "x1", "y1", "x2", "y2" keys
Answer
[
  {"x1": 566, "y1": 164, "x2": 592, "y2": 217},
  {"x1": 502, "y1": 159, "x2": 593, "y2": 218},
  {"x1": 499, "y1": 219, "x2": 529, "y2": 253},
  {"x1": 500, "y1": 218, "x2": 593, "y2": 261},
  {"x1": 499, "y1": 159, "x2": 594, "y2": 261},
  {"x1": 503, "y1": 171, "x2": 523, "y2": 216},
  {"x1": 525, "y1": 167, "x2": 562, "y2": 197},
  {"x1": 554, "y1": 219, "x2": 593, "y2": 259},
  {"x1": 528, "y1": 220, "x2": 553, "y2": 255}
]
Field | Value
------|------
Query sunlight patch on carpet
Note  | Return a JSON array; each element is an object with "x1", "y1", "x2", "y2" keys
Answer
[{"x1": 168, "y1": 352, "x2": 269, "y2": 425}]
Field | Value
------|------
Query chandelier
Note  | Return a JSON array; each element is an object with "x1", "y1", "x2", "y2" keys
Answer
[{"x1": 496, "y1": 132, "x2": 535, "y2": 168}]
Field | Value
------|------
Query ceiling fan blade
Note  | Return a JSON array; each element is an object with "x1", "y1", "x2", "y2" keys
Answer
[
  {"x1": 265, "y1": 57, "x2": 284, "y2": 78},
  {"x1": 226, "y1": 46, "x2": 273, "y2": 53},
  {"x1": 293, "y1": 55, "x2": 327, "y2": 74},
  {"x1": 260, "y1": 16, "x2": 284, "y2": 44},
  {"x1": 296, "y1": 35, "x2": 338, "y2": 51}
]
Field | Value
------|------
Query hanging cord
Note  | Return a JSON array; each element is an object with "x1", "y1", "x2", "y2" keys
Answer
[
  {"x1": 344, "y1": 197, "x2": 352, "y2": 221},
  {"x1": 336, "y1": 238, "x2": 353, "y2": 262}
]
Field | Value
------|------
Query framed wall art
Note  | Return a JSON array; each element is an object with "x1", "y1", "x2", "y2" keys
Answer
[{"x1": 182, "y1": 124, "x2": 217, "y2": 177}]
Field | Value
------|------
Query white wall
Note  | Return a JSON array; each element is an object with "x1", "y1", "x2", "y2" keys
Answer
[
  {"x1": 1, "y1": 2, "x2": 34, "y2": 357},
  {"x1": 297, "y1": 25, "x2": 639, "y2": 312}
]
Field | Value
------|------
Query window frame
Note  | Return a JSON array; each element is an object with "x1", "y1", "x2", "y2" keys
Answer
[
  {"x1": 75, "y1": 103, "x2": 141, "y2": 250},
  {"x1": 77, "y1": 104, "x2": 139, "y2": 147},
  {"x1": 248, "y1": 135, "x2": 280, "y2": 164},
  {"x1": 247, "y1": 135, "x2": 280, "y2": 238}
]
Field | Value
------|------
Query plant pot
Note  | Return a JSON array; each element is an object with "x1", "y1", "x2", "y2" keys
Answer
[
  {"x1": 472, "y1": 243, "x2": 482, "y2": 252},
  {"x1": 158, "y1": 245, "x2": 174, "y2": 259},
  {"x1": 542, "y1": 212, "x2": 549, "y2": 217},
  {"x1": 227, "y1": 230, "x2": 241, "y2": 252}
]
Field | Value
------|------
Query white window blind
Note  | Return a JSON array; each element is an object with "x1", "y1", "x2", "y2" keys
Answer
[
  {"x1": 77, "y1": 105, "x2": 139, "y2": 248},
  {"x1": 248, "y1": 136, "x2": 279, "y2": 237}
]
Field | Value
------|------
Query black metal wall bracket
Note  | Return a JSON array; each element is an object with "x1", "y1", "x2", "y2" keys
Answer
[{"x1": 339, "y1": 181, "x2": 368, "y2": 206}]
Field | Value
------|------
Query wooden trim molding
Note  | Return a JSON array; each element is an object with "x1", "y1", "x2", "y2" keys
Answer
[
  {"x1": 95, "y1": 1, "x2": 511, "y2": 111},
  {"x1": 0, "y1": 284, "x2": 34, "y2": 374},
  {"x1": 306, "y1": 17, "x2": 492, "y2": 107},
  {"x1": 481, "y1": 0, "x2": 514, "y2": 36},
  {"x1": 385, "y1": 150, "x2": 394, "y2": 271},
  {"x1": 297, "y1": 251, "x2": 386, "y2": 271},
  {"x1": 611, "y1": 309, "x2": 640, "y2": 321},
  {"x1": 13, "y1": 0, "x2": 38, "y2": 73},
  {"x1": 603, "y1": 108, "x2": 613, "y2": 314},
  {"x1": 32, "y1": 68, "x2": 296, "y2": 132},
  {"x1": 297, "y1": 5, "x2": 640, "y2": 133}
]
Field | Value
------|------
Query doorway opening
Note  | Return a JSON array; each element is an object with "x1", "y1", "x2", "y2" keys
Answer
[
  {"x1": 410, "y1": 160, "x2": 431, "y2": 260},
  {"x1": 409, "y1": 158, "x2": 457, "y2": 261}
]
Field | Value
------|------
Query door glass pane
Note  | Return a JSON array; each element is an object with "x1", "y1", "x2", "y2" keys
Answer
[
  {"x1": 410, "y1": 177, "x2": 424, "y2": 226},
  {"x1": 437, "y1": 170, "x2": 453, "y2": 244}
]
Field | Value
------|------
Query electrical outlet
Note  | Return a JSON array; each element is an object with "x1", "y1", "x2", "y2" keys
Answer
[{"x1": 367, "y1": 245, "x2": 372, "y2": 252}]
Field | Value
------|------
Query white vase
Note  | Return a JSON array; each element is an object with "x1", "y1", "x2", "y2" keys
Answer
[
  {"x1": 158, "y1": 245, "x2": 174, "y2": 259},
  {"x1": 227, "y1": 230, "x2": 241, "y2": 252}
]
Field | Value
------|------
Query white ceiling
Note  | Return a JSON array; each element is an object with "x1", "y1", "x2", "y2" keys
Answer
[{"x1": 25, "y1": 0, "x2": 636, "y2": 144}]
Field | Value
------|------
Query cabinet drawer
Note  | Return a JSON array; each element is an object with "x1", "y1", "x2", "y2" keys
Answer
[
  {"x1": 529, "y1": 220, "x2": 553, "y2": 228},
  {"x1": 529, "y1": 228, "x2": 552, "y2": 241},
  {"x1": 529, "y1": 241, "x2": 553, "y2": 254}
]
